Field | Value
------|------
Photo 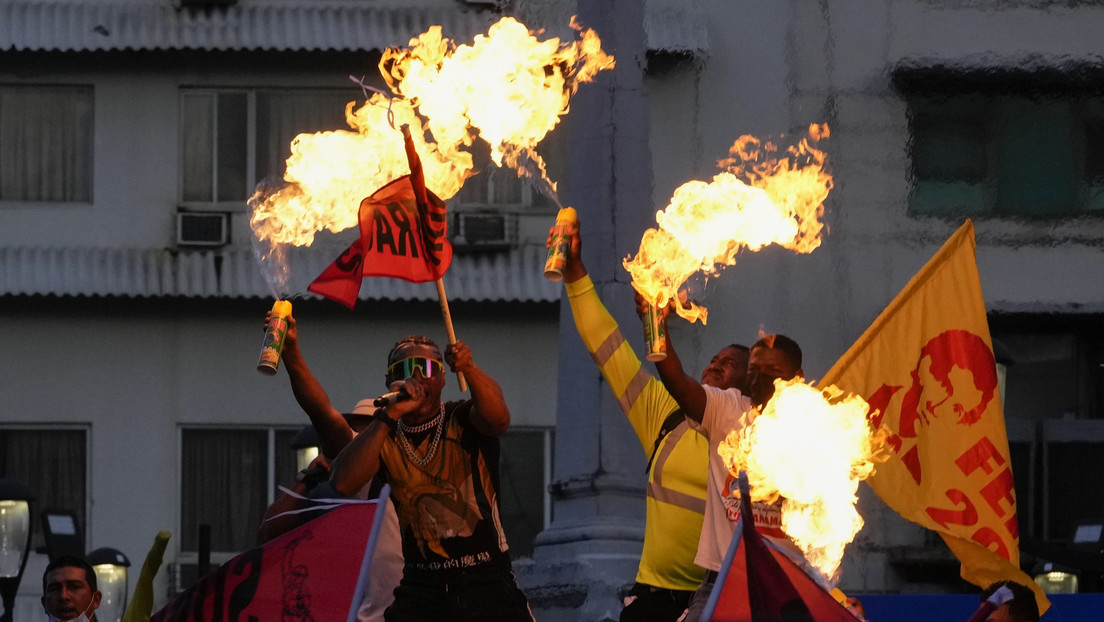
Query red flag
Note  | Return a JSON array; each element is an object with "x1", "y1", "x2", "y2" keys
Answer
[
  {"x1": 705, "y1": 473, "x2": 859, "y2": 622},
  {"x1": 151, "y1": 502, "x2": 382, "y2": 622},
  {"x1": 308, "y1": 129, "x2": 452, "y2": 309}
]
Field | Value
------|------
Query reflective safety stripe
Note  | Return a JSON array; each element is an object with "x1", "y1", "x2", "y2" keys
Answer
[
  {"x1": 619, "y1": 368, "x2": 652, "y2": 415},
  {"x1": 591, "y1": 327, "x2": 651, "y2": 415},
  {"x1": 592, "y1": 327, "x2": 624, "y2": 368},
  {"x1": 647, "y1": 424, "x2": 707, "y2": 514}
]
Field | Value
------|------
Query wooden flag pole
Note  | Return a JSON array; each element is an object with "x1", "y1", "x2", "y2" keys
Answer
[
  {"x1": 399, "y1": 123, "x2": 465, "y2": 392},
  {"x1": 435, "y1": 278, "x2": 467, "y2": 392}
]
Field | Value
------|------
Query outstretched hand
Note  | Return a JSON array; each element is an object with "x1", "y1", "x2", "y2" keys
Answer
[
  {"x1": 545, "y1": 220, "x2": 585, "y2": 282},
  {"x1": 632, "y1": 290, "x2": 674, "y2": 322},
  {"x1": 265, "y1": 310, "x2": 299, "y2": 349}
]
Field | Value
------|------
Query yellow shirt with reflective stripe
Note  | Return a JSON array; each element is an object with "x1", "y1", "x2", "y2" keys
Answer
[{"x1": 566, "y1": 276, "x2": 709, "y2": 591}]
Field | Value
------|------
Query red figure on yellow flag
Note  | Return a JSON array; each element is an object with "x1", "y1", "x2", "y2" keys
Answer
[{"x1": 819, "y1": 220, "x2": 1049, "y2": 615}]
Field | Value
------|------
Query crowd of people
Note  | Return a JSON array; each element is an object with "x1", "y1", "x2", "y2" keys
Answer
[{"x1": 36, "y1": 218, "x2": 1042, "y2": 622}]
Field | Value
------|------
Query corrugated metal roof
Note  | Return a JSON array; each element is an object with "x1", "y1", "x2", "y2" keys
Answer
[
  {"x1": 0, "y1": 1, "x2": 501, "y2": 53},
  {"x1": 0, "y1": 243, "x2": 561, "y2": 303},
  {"x1": 0, "y1": 1, "x2": 708, "y2": 55}
]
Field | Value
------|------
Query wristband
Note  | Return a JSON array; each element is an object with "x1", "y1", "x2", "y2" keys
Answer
[
  {"x1": 373, "y1": 410, "x2": 398, "y2": 431},
  {"x1": 295, "y1": 466, "x2": 328, "y2": 487}
]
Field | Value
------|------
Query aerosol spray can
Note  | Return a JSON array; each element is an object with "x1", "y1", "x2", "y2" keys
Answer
[
  {"x1": 544, "y1": 207, "x2": 578, "y2": 281},
  {"x1": 642, "y1": 302, "x2": 667, "y2": 361},
  {"x1": 257, "y1": 300, "x2": 292, "y2": 375},
  {"x1": 830, "y1": 588, "x2": 869, "y2": 622}
]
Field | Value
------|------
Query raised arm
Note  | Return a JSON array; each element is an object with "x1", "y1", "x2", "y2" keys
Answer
[
  {"x1": 634, "y1": 293, "x2": 708, "y2": 423},
  {"x1": 446, "y1": 341, "x2": 510, "y2": 437},
  {"x1": 328, "y1": 415, "x2": 392, "y2": 497},
  {"x1": 276, "y1": 312, "x2": 354, "y2": 459},
  {"x1": 555, "y1": 220, "x2": 679, "y2": 436}
]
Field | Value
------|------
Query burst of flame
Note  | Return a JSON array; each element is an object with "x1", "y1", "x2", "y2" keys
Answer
[
  {"x1": 249, "y1": 16, "x2": 614, "y2": 254},
  {"x1": 717, "y1": 377, "x2": 887, "y2": 582},
  {"x1": 623, "y1": 124, "x2": 832, "y2": 323}
]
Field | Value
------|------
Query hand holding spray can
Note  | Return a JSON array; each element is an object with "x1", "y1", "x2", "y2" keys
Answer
[
  {"x1": 544, "y1": 207, "x2": 578, "y2": 281},
  {"x1": 641, "y1": 301, "x2": 667, "y2": 361},
  {"x1": 257, "y1": 300, "x2": 292, "y2": 375}
]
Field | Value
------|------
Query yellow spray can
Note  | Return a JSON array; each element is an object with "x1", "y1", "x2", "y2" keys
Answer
[
  {"x1": 544, "y1": 207, "x2": 578, "y2": 281},
  {"x1": 257, "y1": 300, "x2": 292, "y2": 375}
]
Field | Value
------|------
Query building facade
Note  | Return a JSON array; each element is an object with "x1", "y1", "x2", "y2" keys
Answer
[
  {"x1": 0, "y1": 0, "x2": 562, "y2": 618},
  {"x1": 516, "y1": 0, "x2": 1104, "y2": 619},
  {"x1": 3, "y1": 0, "x2": 1104, "y2": 620}
]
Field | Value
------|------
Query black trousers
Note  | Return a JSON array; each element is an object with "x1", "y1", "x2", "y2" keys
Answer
[
  {"x1": 620, "y1": 582, "x2": 696, "y2": 622},
  {"x1": 384, "y1": 562, "x2": 534, "y2": 622}
]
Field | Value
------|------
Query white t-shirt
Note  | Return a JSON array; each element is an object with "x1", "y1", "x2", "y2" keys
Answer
[{"x1": 691, "y1": 385, "x2": 799, "y2": 572}]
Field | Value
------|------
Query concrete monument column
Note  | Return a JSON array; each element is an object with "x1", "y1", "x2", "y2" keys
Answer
[{"x1": 513, "y1": 2, "x2": 655, "y2": 620}]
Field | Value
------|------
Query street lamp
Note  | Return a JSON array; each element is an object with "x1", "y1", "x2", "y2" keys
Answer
[
  {"x1": 0, "y1": 478, "x2": 34, "y2": 622},
  {"x1": 86, "y1": 547, "x2": 131, "y2": 622}
]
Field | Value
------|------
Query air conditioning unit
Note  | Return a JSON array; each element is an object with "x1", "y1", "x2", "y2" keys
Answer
[
  {"x1": 169, "y1": 562, "x2": 199, "y2": 596},
  {"x1": 450, "y1": 212, "x2": 517, "y2": 252},
  {"x1": 177, "y1": 211, "x2": 229, "y2": 247}
]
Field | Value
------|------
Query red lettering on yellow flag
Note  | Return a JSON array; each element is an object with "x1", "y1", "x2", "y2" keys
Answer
[
  {"x1": 955, "y1": 436, "x2": 1006, "y2": 477},
  {"x1": 925, "y1": 489, "x2": 978, "y2": 529},
  {"x1": 979, "y1": 468, "x2": 1016, "y2": 519},
  {"x1": 818, "y1": 221, "x2": 1050, "y2": 613}
]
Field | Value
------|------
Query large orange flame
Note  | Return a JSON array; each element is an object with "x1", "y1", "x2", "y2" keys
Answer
[
  {"x1": 623, "y1": 124, "x2": 831, "y2": 323},
  {"x1": 718, "y1": 378, "x2": 888, "y2": 583},
  {"x1": 249, "y1": 16, "x2": 614, "y2": 254}
]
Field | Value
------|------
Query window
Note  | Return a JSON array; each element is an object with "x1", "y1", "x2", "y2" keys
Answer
[
  {"x1": 496, "y1": 427, "x2": 553, "y2": 558},
  {"x1": 180, "y1": 427, "x2": 298, "y2": 552},
  {"x1": 180, "y1": 88, "x2": 359, "y2": 208},
  {"x1": 904, "y1": 85, "x2": 1104, "y2": 218},
  {"x1": 1041, "y1": 420, "x2": 1104, "y2": 541},
  {"x1": 452, "y1": 124, "x2": 567, "y2": 213},
  {"x1": 991, "y1": 314, "x2": 1104, "y2": 540},
  {"x1": 0, "y1": 85, "x2": 93, "y2": 202},
  {"x1": 0, "y1": 427, "x2": 88, "y2": 551}
]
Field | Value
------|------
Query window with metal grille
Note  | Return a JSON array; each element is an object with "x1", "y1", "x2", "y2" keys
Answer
[
  {"x1": 0, "y1": 427, "x2": 88, "y2": 552},
  {"x1": 496, "y1": 427, "x2": 554, "y2": 559},
  {"x1": 0, "y1": 85, "x2": 93, "y2": 202},
  {"x1": 179, "y1": 88, "x2": 359, "y2": 210},
  {"x1": 900, "y1": 73, "x2": 1104, "y2": 219},
  {"x1": 179, "y1": 427, "x2": 298, "y2": 552}
]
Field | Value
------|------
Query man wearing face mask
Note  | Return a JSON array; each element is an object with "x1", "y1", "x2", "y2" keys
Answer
[
  {"x1": 635, "y1": 295, "x2": 805, "y2": 622},
  {"x1": 41, "y1": 556, "x2": 102, "y2": 622}
]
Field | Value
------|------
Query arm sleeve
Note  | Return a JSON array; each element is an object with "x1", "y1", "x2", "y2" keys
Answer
[
  {"x1": 700, "y1": 385, "x2": 753, "y2": 440},
  {"x1": 565, "y1": 275, "x2": 679, "y2": 448}
]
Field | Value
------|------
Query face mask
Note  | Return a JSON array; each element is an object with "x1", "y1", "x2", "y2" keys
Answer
[
  {"x1": 48, "y1": 598, "x2": 94, "y2": 622},
  {"x1": 748, "y1": 373, "x2": 780, "y2": 407}
]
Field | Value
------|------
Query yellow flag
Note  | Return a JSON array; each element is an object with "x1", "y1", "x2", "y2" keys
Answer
[{"x1": 819, "y1": 220, "x2": 1049, "y2": 614}]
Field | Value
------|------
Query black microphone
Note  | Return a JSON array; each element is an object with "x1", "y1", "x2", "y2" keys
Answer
[{"x1": 373, "y1": 389, "x2": 411, "y2": 407}]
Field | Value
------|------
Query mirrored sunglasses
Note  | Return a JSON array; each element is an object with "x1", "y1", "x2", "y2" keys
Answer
[{"x1": 387, "y1": 356, "x2": 444, "y2": 379}]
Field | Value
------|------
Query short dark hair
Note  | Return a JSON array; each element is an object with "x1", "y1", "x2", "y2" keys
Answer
[
  {"x1": 387, "y1": 335, "x2": 440, "y2": 365},
  {"x1": 43, "y1": 555, "x2": 97, "y2": 593},
  {"x1": 727, "y1": 344, "x2": 750, "y2": 354},
  {"x1": 751, "y1": 334, "x2": 802, "y2": 370},
  {"x1": 980, "y1": 581, "x2": 1039, "y2": 622}
]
